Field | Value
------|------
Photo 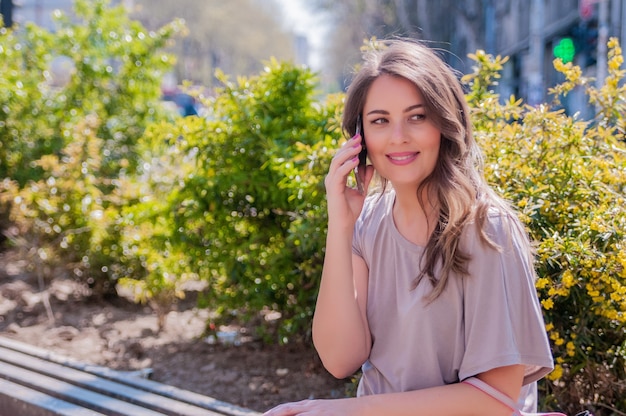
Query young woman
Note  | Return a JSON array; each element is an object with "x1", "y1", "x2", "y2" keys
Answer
[{"x1": 264, "y1": 39, "x2": 554, "y2": 415}]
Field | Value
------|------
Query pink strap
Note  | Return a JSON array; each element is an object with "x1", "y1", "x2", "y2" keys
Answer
[
  {"x1": 463, "y1": 377, "x2": 519, "y2": 413},
  {"x1": 462, "y1": 377, "x2": 567, "y2": 416}
]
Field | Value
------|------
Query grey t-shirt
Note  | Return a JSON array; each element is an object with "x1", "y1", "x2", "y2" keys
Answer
[{"x1": 352, "y1": 191, "x2": 554, "y2": 411}]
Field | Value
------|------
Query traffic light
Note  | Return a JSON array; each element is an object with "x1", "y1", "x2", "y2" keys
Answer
[
  {"x1": 0, "y1": 0, "x2": 13, "y2": 27},
  {"x1": 553, "y1": 37, "x2": 576, "y2": 63},
  {"x1": 572, "y1": 20, "x2": 598, "y2": 67}
]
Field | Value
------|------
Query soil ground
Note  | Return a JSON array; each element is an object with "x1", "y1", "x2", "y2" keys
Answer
[{"x1": 0, "y1": 249, "x2": 350, "y2": 413}]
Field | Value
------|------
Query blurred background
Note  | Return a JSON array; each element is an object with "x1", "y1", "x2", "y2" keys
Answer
[{"x1": 2, "y1": 0, "x2": 625, "y2": 118}]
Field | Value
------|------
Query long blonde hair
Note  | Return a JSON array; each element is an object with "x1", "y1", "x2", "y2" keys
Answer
[{"x1": 343, "y1": 39, "x2": 530, "y2": 300}]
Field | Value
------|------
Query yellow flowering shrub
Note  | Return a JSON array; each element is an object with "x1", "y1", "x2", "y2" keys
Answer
[{"x1": 464, "y1": 40, "x2": 625, "y2": 414}]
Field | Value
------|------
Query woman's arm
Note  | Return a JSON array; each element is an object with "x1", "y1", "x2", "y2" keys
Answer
[
  {"x1": 312, "y1": 133, "x2": 374, "y2": 379},
  {"x1": 312, "y1": 249, "x2": 371, "y2": 378},
  {"x1": 264, "y1": 364, "x2": 525, "y2": 416}
]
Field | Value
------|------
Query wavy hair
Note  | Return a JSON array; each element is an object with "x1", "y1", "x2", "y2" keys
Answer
[{"x1": 342, "y1": 39, "x2": 528, "y2": 301}]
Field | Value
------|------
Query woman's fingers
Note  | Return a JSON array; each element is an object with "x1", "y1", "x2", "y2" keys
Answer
[
  {"x1": 326, "y1": 135, "x2": 363, "y2": 189},
  {"x1": 324, "y1": 135, "x2": 370, "y2": 224},
  {"x1": 264, "y1": 399, "x2": 350, "y2": 416},
  {"x1": 263, "y1": 400, "x2": 311, "y2": 416},
  {"x1": 330, "y1": 136, "x2": 362, "y2": 173}
]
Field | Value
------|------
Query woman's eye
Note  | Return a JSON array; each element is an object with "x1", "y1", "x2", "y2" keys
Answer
[
  {"x1": 372, "y1": 118, "x2": 387, "y2": 125},
  {"x1": 411, "y1": 113, "x2": 426, "y2": 121}
]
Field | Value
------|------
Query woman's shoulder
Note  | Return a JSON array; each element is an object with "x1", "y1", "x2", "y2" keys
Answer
[
  {"x1": 483, "y1": 206, "x2": 519, "y2": 231},
  {"x1": 360, "y1": 190, "x2": 394, "y2": 219},
  {"x1": 354, "y1": 190, "x2": 394, "y2": 239},
  {"x1": 463, "y1": 205, "x2": 530, "y2": 251}
]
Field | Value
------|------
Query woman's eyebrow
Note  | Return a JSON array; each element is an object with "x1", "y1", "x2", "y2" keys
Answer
[
  {"x1": 366, "y1": 109, "x2": 389, "y2": 116},
  {"x1": 366, "y1": 104, "x2": 424, "y2": 116},
  {"x1": 403, "y1": 104, "x2": 424, "y2": 113}
]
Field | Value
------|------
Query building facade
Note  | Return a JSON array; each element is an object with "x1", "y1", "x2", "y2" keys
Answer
[
  {"x1": 8, "y1": 0, "x2": 132, "y2": 29},
  {"x1": 460, "y1": 0, "x2": 626, "y2": 114}
]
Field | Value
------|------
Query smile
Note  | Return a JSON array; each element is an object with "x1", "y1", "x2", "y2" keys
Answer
[{"x1": 387, "y1": 152, "x2": 419, "y2": 164}]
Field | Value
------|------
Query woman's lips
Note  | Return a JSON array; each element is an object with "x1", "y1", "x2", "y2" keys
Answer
[{"x1": 386, "y1": 152, "x2": 419, "y2": 165}]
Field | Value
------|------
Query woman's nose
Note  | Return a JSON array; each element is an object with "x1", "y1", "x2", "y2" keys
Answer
[{"x1": 390, "y1": 121, "x2": 408, "y2": 143}]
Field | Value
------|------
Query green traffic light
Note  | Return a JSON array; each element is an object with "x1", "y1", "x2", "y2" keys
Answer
[{"x1": 553, "y1": 37, "x2": 576, "y2": 63}]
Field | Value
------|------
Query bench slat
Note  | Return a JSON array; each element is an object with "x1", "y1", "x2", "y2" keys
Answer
[
  {"x1": 0, "y1": 378, "x2": 107, "y2": 416},
  {"x1": 0, "y1": 336, "x2": 260, "y2": 416},
  {"x1": 0, "y1": 361, "x2": 167, "y2": 415},
  {"x1": 0, "y1": 346, "x2": 225, "y2": 415}
]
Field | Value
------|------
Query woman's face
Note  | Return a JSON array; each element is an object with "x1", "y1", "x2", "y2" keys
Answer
[{"x1": 362, "y1": 74, "x2": 441, "y2": 190}]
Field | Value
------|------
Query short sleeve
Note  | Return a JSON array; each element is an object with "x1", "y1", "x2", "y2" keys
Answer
[
  {"x1": 459, "y1": 213, "x2": 554, "y2": 385},
  {"x1": 352, "y1": 193, "x2": 382, "y2": 260}
]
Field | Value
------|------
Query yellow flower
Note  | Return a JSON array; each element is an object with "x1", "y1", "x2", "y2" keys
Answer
[
  {"x1": 554, "y1": 286, "x2": 570, "y2": 297},
  {"x1": 562, "y1": 270, "x2": 575, "y2": 288},
  {"x1": 547, "y1": 364, "x2": 563, "y2": 381},
  {"x1": 541, "y1": 298, "x2": 554, "y2": 310}
]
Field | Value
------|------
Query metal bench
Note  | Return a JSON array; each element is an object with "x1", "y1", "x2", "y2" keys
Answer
[{"x1": 0, "y1": 336, "x2": 261, "y2": 416}]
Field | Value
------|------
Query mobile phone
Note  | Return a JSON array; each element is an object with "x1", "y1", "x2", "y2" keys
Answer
[{"x1": 354, "y1": 115, "x2": 367, "y2": 194}]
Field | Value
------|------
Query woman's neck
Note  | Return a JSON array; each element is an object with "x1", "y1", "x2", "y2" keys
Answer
[{"x1": 392, "y1": 186, "x2": 437, "y2": 246}]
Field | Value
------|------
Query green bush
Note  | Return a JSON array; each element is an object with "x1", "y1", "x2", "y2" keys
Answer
[
  {"x1": 464, "y1": 40, "x2": 625, "y2": 414},
  {"x1": 0, "y1": 0, "x2": 182, "y2": 294},
  {"x1": 119, "y1": 60, "x2": 342, "y2": 340}
]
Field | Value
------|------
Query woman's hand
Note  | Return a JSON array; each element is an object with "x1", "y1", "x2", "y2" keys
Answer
[
  {"x1": 263, "y1": 398, "x2": 358, "y2": 416},
  {"x1": 324, "y1": 134, "x2": 374, "y2": 228}
]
